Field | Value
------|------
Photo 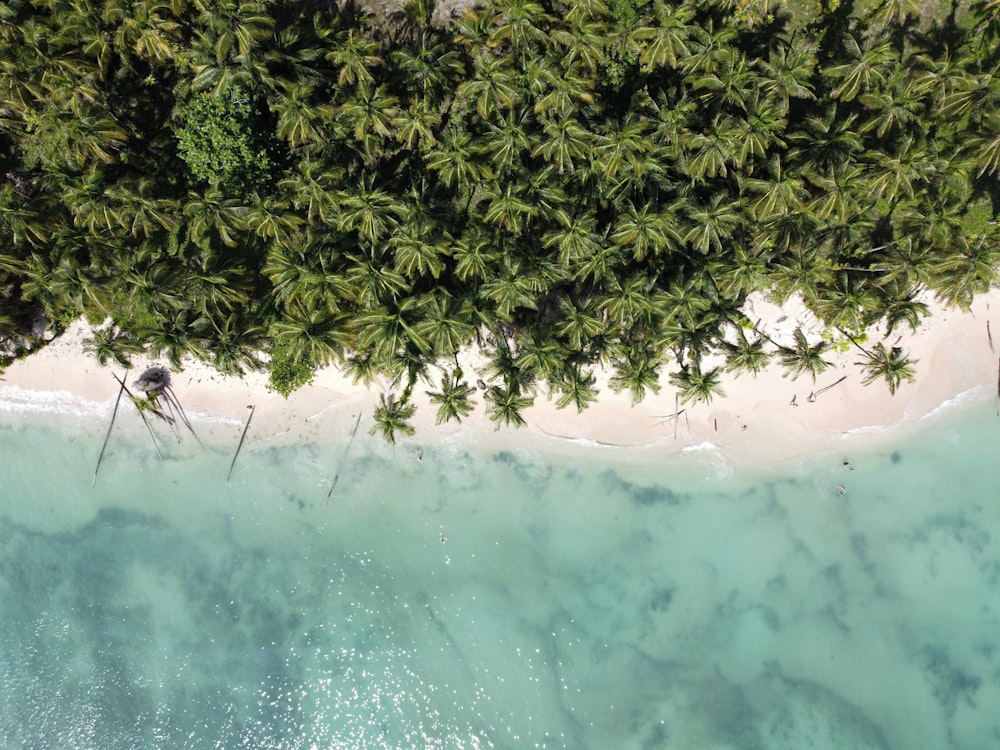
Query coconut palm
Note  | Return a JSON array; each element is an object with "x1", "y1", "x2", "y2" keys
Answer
[
  {"x1": 370, "y1": 392, "x2": 416, "y2": 444},
  {"x1": 485, "y1": 384, "x2": 534, "y2": 429},
  {"x1": 854, "y1": 342, "x2": 917, "y2": 395},
  {"x1": 669, "y1": 361, "x2": 725, "y2": 405},
  {"x1": 552, "y1": 363, "x2": 599, "y2": 412},
  {"x1": 778, "y1": 328, "x2": 833, "y2": 382},
  {"x1": 824, "y1": 37, "x2": 895, "y2": 102},
  {"x1": 84, "y1": 325, "x2": 145, "y2": 368},
  {"x1": 627, "y1": 1, "x2": 694, "y2": 70},
  {"x1": 721, "y1": 326, "x2": 770, "y2": 376},
  {"x1": 426, "y1": 371, "x2": 476, "y2": 425},
  {"x1": 609, "y1": 344, "x2": 662, "y2": 404}
]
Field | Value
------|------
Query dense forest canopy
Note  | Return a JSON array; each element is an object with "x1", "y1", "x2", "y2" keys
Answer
[{"x1": 1, "y1": 0, "x2": 999, "y2": 438}]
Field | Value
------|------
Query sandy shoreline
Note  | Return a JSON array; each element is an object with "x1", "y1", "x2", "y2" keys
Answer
[{"x1": 2, "y1": 289, "x2": 999, "y2": 464}]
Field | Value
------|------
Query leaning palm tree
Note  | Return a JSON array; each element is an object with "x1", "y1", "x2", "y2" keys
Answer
[
  {"x1": 856, "y1": 342, "x2": 917, "y2": 395},
  {"x1": 839, "y1": 327, "x2": 918, "y2": 396},
  {"x1": 370, "y1": 392, "x2": 416, "y2": 444},
  {"x1": 721, "y1": 326, "x2": 770, "y2": 376},
  {"x1": 778, "y1": 328, "x2": 833, "y2": 382}
]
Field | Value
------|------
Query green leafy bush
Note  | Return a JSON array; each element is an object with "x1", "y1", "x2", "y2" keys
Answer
[
  {"x1": 175, "y1": 87, "x2": 275, "y2": 196},
  {"x1": 267, "y1": 338, "x2": 315, "y2": 397}
]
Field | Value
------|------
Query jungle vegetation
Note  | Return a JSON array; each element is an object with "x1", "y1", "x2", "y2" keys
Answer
[{"x1": 1, "y1": 0, "x2": 999, "y2": 439}]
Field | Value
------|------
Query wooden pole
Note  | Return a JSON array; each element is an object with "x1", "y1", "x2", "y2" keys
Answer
[
  {"x1": 93, "y1": 376, "x2": 127, "y2": 487},
  {"x1": 325, "y1": 412, "x2": 363, "y2": 508},
  {"x1": 112, "y1": 371, "x2": 164, "y2": 461},
  {"x1": 227, "y1": 404, "x2": 255, "y2": 482},
  {"x1": 164, "y1": 385, "x2": 203, "y2": 447}
]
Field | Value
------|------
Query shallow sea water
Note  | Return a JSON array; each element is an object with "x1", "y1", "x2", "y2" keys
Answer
[{"x1": 1, "y1": 393, "x2": 999, "y2": 749}]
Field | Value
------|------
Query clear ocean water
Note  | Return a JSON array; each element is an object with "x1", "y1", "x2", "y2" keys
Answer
[{"x1": 1, "y1": 390, "x2": 999, "y2": 750}]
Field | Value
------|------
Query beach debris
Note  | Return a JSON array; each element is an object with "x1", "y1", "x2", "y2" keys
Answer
[
  {"x1": 324, "y1": 411, "x2": 363, "y2": 508},
  {"x1": 988, "y1": 320, "x2": 994, "y2": 354},
  {"x1": 93, "y1": 367, "x2": 202, "y2": 475},
  {"x1": 133, "y1": 366, "x2": 202, "y2": 446},
  {"x1": 92, "y1": 375, "x2": 127, "y2": 487},
  {"x1": 227, "y1": 404, "x2": 255, "y2": 482},
  {"x1": 809, "y1": 375, "x2": 848, "y2": 402},
  {"x1": 652, "y1": 395, "x2": 687, "y2": 436},
  {"x1": 113, "y1": 371, "x2": 164, "y2": 461},
  {"x1": 134, "y1": 366, "x2": 170, "y2": 393}
]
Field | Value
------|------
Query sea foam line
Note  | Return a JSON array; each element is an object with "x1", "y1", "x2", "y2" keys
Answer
[{"x1": 0, "y1": 385, "x2": 110, "y2": 418}]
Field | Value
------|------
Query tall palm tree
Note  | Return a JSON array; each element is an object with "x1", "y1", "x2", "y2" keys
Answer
[{"x1": 853, "y1": 341, "x2": 917, "y2": 395}]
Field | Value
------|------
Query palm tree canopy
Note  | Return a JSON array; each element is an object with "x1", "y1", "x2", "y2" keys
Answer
[{"x1": 0, "y1": 0, "x2": 996, "y2": 434}]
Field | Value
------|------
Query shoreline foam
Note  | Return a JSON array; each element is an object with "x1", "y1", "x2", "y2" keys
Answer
[{"x1": 3, "y1": 289, "x2": 999, "y2": 464}]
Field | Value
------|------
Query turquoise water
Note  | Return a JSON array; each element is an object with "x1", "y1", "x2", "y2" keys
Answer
[{"x1": 1, "y1": 393, "x2": 1000, "y2": 749}]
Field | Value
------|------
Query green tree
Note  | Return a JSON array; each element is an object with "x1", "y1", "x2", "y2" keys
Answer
[
  {"x1": 175, "y1": 87, "x2": 276, "y2": 196},
  {"x1": 370, "y1": 392, "x2": 416, "y2": 444},
  {"x1": 427, "y1": 370, "x2": 476, "y2": 424}
]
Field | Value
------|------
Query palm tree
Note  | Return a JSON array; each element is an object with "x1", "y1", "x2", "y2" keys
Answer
[
  {"x1": 823, "y1": 37, "x2": 895, "y2": 102},
  {"x1": 550, "y1": 13, "x2": 606, "y2": 75},
  {"x1": 329, "y1": 29, "x2": 382, "y2": 86},
  {"x1": 669, "y1": 361, "x2": 725, "y2": 405},
  {"x1": 531, "y1": 116, "x2": 593, "y2": 175},
  {"x1": 412, "y1": 294, "x2": 476, "y2": 357},
  {"x1": 682, "y1": 191, "x2": 744, "y2": 255},
  {"x1": 854, "y1": 341, "x2": 917, "y2": 395},
  {"x1": 425, "y1": 128, "x2": 482, "y2": 192},
  {"x1": 721, "y1": 326, "x2": 770, "y2": 376},
  {"x1": 487, "y1": 0, "x2": 549, "y2": 59},
  {"x1": 481, "y1": 182, "x2": 538, "y2": 236},
  {"x1": 609, "y1": 344, "x2": 662, "y2": 404},
  {"x1": 426, "y1": 370, "x2": 476, "y2": 424},
  {"x1": 551, "y1": 363, "x2": 598, "y2": 412},
  {"x1": 556, "y1": 297, "x2": 604, "y2": 352},
  {"x1": 390, "y1": 227, "x2": 447, "y2": 280},
  {"x1": 339, "y1": 83, "x2": 400, "y2": 155},
  {"x1": 485, "y1": 384, "x2": 534, "y2": 429},
  {"x1": 610, "y1": 202, "x2": 681, "y2": 262},
  {"x1": 929, "y1": 236, "x2": 1000, "y2": 310},
  {"x1": 336, "y1": 176, "x2": 404, "y2": 244},
  {"x1": 370, "y1": 392, "x2": 416, "y2": 444},
  {"x1": 513, "y1": 329, "x2": 564, "y2": 380},
  {"x1": 270, "y1": 308, "x2": 351, "y2": 367},
  {"x1": 778, "y1": 328, "x2": 833, "y2": 382},
  {"x1": 481, "y1": 109, "x2": 533, "y2": 177},
  {"x1": 456, "y1": 53, "x2": 520, "y2": 120},
  {"x1": 627, "y1": 1, "x2": 694, "y2": 70},
  {"x1": 84, "y1": 324, "x2": 144, "y2": 368}
]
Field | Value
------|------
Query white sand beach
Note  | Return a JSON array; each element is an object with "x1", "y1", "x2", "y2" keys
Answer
[{"x1": 3, "y1": 289, "x2": 999, "y2": 462}]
